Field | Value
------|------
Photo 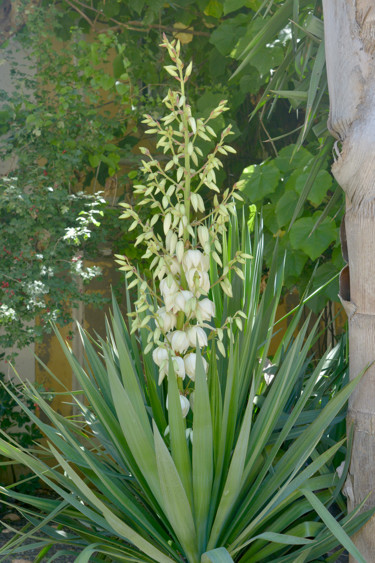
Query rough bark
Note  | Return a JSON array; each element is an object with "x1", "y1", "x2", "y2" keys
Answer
[{"x1": 323, "y1": 2, "x2": 375, "y2": 560}]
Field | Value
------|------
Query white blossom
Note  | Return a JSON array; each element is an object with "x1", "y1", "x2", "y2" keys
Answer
[
  {"x1": 184, "y1": 352, "x2": 208, "y2": 381},
  {"x1": 158, "y1": 354, "x2": 185, "y2": 385},
  {"x1": 197, "y1": 298, "x2": 216, "y2": 322},
  {"x1": 186, "y1": 269, "x2": 210, "y2": 295},
  {"x1": 186, "y1": 326, "x2": 208, "y2": 348},
  {"x1": 183, "y1": 249, "x2": 210, "y2": 273},
  {"x1": 172, "y1": 356, "x2": 186, "y2": 379},
  {"x1": 170, "y1": 330, "x2": 190, "y2": 354},
  {"x1": 152, "y1": 346, "x2": 169, "y2": 367},
  {"x1": 173, "y1": 290, "x2": 195, "y2": 314},
  {"x1": 156, "y1": 307, "x2": 177, "y2": 332}
]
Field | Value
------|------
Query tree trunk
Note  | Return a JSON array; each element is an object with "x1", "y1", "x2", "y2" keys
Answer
[{"x1": 322, "y1": 1, "x2": 375, "y2": 560}]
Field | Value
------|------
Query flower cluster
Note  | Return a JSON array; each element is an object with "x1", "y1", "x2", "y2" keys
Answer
[
  {"x1": 115, "y1": 35, "x2": 250, "y2": 421},
  {"x1": 152, "y1": 248, "x2": 213, "y2": 416}
]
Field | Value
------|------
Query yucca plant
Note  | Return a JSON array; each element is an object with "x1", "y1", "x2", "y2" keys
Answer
[{"x1": 0, "y1": 36, "x2": 372, "y2": 563}]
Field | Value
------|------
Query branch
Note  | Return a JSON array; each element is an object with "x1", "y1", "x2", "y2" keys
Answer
[{"x1": 65, "y1": 0, "x2": 210, "y2": 37}]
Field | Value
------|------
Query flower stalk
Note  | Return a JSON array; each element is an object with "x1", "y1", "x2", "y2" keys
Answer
[{"x1": 115, "y1": 34, "x2": 250, "y2": 418}]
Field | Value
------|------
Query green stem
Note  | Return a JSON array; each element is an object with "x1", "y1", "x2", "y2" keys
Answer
[
  {"x1": 176, "y1": 310, "x2": 185, "y2": 330},
  {"x1": 180, "y1": 73, "x2": 191, "y2": 245}
]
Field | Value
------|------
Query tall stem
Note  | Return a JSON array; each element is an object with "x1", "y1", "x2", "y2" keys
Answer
[{"x1": 180, "y1": 74, "x2": 191, "y2": 245}]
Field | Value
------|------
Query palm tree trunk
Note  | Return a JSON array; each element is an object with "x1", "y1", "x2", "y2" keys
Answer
[{"x1": 322, "y1": 1, "x2": 375, "y2": 560}]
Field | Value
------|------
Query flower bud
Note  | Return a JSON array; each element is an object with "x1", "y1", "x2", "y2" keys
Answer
[
  {"x1": 170, "y1": 330, "x2": 190, "y2": 354},
  {"x1": 169, "y1": 232, "x2": 178, "y2": 255},
  {"x1": 198, "y1": 225, "x2": 209, "y2": 248},
  {"x1": 152, "y1": 346, "x2": 169, "y2": 367},
  {"x1": 197, "y1": 298, "x2": 216, "y2": 322},
  {"x1": 186, "y1": 326, "x2": 208, "y2": 348},
  {"x1": 166, "y1": 394, "x2": 190, "y2": 418},
  {"x1": 184, "y1": 352, "x2": 208, "y2": 381},
  {"x1": 169, "y1": 257, "x2": 181, "y2": 276},
  {"x1": 176, "y1": 240, "x2": 185, "y2": 263},
  {"x1": 156, "y1": 307, "x2": 177, "y2": 333}
]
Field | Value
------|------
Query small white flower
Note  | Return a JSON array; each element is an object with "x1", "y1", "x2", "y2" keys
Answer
[
  {"x1": 156, "y1": 307, "x2": 177, "y2": 332},
  {"x1": 186, "y1": 269, "x2": 210, "y2": 295},
  {"x1": 166, "y1": 394, "x2": 190, "y2": 418},
  {"x1": 160, "y1": 277, "x2": 179, "y2": 298},
  {"x1": 183, "y1": 249, "x2": 210, "y2": 273},
  {"x1": 152, "y1": 346, "x2": 169, "y2": 367},
  {"x1": 186, "y1": 326, "x2": 208, "y2": 348},
  {"x1": 172, "y1": 356, "x2": 186, "y2": 379},
  {"x1": 180, "y1": 395, "x2": 190, "y2": 418},
  {"x1": 170, "y1": 330, "x2": 190, "y2": 354},
  {"x1": 158, "y1": 354, "x2": 185, "y2": 385},
  {"x1": 173, "y1": 290, "x2": 194, "y2": 314},
  {"x1": 184, "y1": 352, "x2": 208, "y2": 381},
  {"x1": 185, "y1": 427, "x2": 193, "y2": 443},
  {"x1": 197, "y1": 298, "x2": 216, "y2": 322}
]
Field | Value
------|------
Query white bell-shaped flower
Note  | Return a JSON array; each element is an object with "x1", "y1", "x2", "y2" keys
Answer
[
  {"x1": 186, "y1": 326, "x2": 208, "y2": 348},
  {"x1": 160, "y1": 277, "x2": 179, "y2": 299},
  {"x1": 156, "y1": 307, "x2": 177, "y2": 333},
  {"x1": 172, "y1": 355, "x2": 186, "y2": 379},
  {"x1": 186, "y1": 269, "x2": 210, "y2": 295},
  {"x1": 166, "y1": 394, "x2": 190, "y2": 418},
  {"x1": 184, "y1": 352, "x2": 208, "y2": 381},
  {"x1": 158, "y1": 354, "x2": 185, "y2": 386},
  {"x1": 183, "y1": 249, "x2": 210, "y2": 273},
  {"x1": 170, "y1": 330, "x2": 190, "y2": 354},
  {"x1": 173, "y1": 290, "x2": 194, "y2": 314},
  {"x1": 152, "y1": 346, "x2": 169, "y2": 367},
  {"x1": 197, "y1": 298, "x2": 216, "y2": 322}
]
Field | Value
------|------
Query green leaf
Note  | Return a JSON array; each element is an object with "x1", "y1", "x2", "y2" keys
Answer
[
  {"x1": 89, "y1": 153, "x2": 101, "y2": 168},
  {"x1": 272, "y1": 89, "x2": 308, "y2": 103},
  {"x1": 301, "y1": 489, "x2": 367, "y2": 563},
  {"x1": 48, "y1": 445, "x2": 175, "y2": 563},
  {"x1": 204, "y1": 0, "x2": 223, "y2": 17},
  {"x1": 209, "y1": 15, "x2": 248, "y2": 56},
  {"x1": 166, "y1": 357, "x2": 192, "y2": 504},
  {"x1": 274, "y1": 145, "x2": 312, "y2": 173},
  {"x1": 289, "y1": 215, "x2": 336, "y2": 260},
  {"x1": 241, "y1": 162, "x2": 280, "y2": 201},
  {"x1": 207, "y1": 383, "x2": 255, "y2": 549},
  {"x1": 283, "y1": 247, "x2": 308, "y2": 282},
  {"x1": 223, "y1": 0, "x2": 247, "y2": 15},
  {"x1": 201, "y1": 547, "x2": 234, "y2": 562},
  {"x1": 232, "y1": 0, "x2": 295, "y2": 77},
  {"x1": 275, "y1": 190, "x2": 300, "y2": 227},
  {"x1": 193, "y1": 348, "x2": 214, "y2": 552},
  {"x1": 74, "y1": 544, "x2": 100, "y2": 562},
  {"x1": 295, "y1": 169, "x2": 332, "y2": 206},
  {"x1": 306, "y1": 263, "x2": 340, "y2": 312},
  {"x1": 153, "y1": 422, "x2": 199, "y2": 563},
  {"x1": 239, "y1": 68, "x2": 262, "y2": 95},
  {"x1": 105, "y1": 353, "x2": 162, "y2": 504}
]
